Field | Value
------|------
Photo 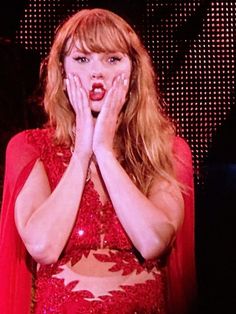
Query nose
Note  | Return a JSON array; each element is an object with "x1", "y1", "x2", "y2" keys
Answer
[
  {"x1": 91, "y1": 72, "x2": 103, "y2": 79},
  {"x1": 90, "y1": 59, "x2": 105, "y2": 80}
]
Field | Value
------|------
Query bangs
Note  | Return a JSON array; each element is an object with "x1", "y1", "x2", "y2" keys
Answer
[{"x1": 65, "y1": 11, "x2": 131, "y2": 54}]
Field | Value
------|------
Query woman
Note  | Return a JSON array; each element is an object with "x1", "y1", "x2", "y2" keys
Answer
[{"x1": 0, "y1": 8, "x2": 196, "y2": 314}]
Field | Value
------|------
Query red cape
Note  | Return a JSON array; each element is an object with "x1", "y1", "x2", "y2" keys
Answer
[
  {"x1": 168, "y1": 136, "x2": 197, "y2": 314},
  {"x1": 0, "y1": 130, "x2": 196, "y2": 313}
]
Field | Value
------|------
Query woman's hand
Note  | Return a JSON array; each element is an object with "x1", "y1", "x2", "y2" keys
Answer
[
  {"x1": 93, "y1": 74, "x2": 128, "y2": 157},
  {"x1": 66, "y1": 74, "x2": 94, "y2": 159}
]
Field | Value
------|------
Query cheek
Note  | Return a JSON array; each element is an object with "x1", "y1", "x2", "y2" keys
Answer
[
  {"x1": 63, "y1": 64, "x2": 74, "y2": 77},
  {"x1": 63, "y1": 60, "x2": 82, "y2": 76},
  {"x1": 63, "y1": 58, "x2": 71, "y2": 73},
  {"x1": 110, "y1": 64, "x2": 132, "y2": 81},
  {"x1": 123, "y1": 61, "x2": 132, "y2": 79}
]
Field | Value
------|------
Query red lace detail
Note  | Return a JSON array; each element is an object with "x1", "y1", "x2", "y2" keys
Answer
[
  {"x1": 34, "y1": 273, "x2": 166, "y2": 313},
  {"x1": 26, "y1": 128, "x2": 167, "y2": 313}
]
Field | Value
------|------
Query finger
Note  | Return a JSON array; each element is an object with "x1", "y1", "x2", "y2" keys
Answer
[
  {"x1": 104, "y1": 75, "x2": 121, "y2": 109},
  {"x1": 65, "y1": 76, "x2": 76, "y2": 111},
  {"x1": 108, "y1": 74, "x2": 127, "y2": 113},
  {"x1": 66, "y1": 74, "x2": 77, "y2": 109},
  {"x1": 116, "y1": 74, "x2": 129, "y2": 112},
  {"x1": 68, "y1": 74, "x2": 87, "y2": 116},
  {"x1": 74, "y1": 76, "x2": 90, "y2": 113}
]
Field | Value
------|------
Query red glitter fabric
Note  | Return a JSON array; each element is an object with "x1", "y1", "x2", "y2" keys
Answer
[
  {"x1": 0, "y1": 128, "x2": 196, "y2": 314},
  {"x1": 32, "y1": 128, "x2": 167, "y2": 313}
]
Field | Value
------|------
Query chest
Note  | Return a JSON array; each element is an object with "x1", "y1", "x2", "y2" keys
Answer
[{"x1": 40, "y1": 146, "x2": 133, "y2": 252}]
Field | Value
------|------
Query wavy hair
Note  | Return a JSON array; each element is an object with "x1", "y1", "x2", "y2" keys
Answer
[{"x1": 42, "y1": 8, "x2": 177, "y2": 195}]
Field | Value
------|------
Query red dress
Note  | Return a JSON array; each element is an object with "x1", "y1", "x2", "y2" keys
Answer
[{"x1": 0, "y1": 128, "x2": 196, "y2": 314}]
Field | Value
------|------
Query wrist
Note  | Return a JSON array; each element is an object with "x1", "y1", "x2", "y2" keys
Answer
[
  {"x1": 94, "y1": 148, "x2": 116, "y2": 164},
  {"x1": 72, "y1": 144, "x2": 92, "y2": 160},
  {"x1": 71, "y1": 149, "x2": 91, "y2": 167}
]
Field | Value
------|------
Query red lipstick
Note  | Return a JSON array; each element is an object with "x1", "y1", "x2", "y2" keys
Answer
[{"x1": 89, "y1": 83, "x2": 106, "y2": 101}]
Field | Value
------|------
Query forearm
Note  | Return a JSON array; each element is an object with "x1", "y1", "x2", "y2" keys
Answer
[
  {"x1": 21, "y1": 154, "x2": 89, "y2": 264},
  {"x1": 95, "y1": 150, "x2": 177, "y2": 260}
]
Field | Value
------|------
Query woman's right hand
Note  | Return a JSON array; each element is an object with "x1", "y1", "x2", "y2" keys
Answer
[{"x1": 65, "y1": 74, "x2": 94, "y2": 159}]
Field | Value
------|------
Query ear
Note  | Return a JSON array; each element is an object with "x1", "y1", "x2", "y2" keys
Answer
[
  {"x1": 63, "y1": 78, "x2": 67, "y2": 91},
  {"x1": 59, "y1": 59, "x2": 65, "y2": 74}
]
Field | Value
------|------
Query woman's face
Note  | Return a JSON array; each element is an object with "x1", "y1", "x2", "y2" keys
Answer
[{"x1": 63, "y1": 41, "x2": 132, "y2": 113}]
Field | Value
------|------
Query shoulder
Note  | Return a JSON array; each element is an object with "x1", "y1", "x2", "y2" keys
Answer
[
  {"x1": 6, "y1": 130, "x2": 34, "y2": 157},
  {"x1": 172, "y1": 136, "x2": 192, "y2": 158},
  {"x1": 4, "y1": 128, "x2": 56, "y2": 185},
  {"x1": 171, "y1": 136, "x2": 194, "y2": 185},
  {"x1": 172, "y1": 136, "x2": 193, "y2": 166},
  {"x1": 6, "y1": 128, "x2": 55, "y2": 160},
  {"x1": 7, "y1": 128, "x2": 54, "y2": 149}
]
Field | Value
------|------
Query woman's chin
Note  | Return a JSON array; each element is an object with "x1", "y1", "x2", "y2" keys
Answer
[{"x1": 90, "y1": 100, "x2": 103, "y2": 115}]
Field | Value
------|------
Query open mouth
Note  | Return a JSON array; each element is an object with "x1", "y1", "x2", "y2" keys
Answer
[{"x1": 89, "y1": 83, "x2": 106, "y2": 101}]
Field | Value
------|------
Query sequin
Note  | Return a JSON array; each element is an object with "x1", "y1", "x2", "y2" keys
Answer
[
  {"x1": 27, "y1": 128, "x2": 167, "y2": 313},
  {"x1": 78, "y1": 229, "x2": 85, "y2": 237}
]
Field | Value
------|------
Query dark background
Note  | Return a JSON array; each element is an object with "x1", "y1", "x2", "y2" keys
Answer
[{"x1": 0, "y1": 1, "x2": 235, "y2": 313}]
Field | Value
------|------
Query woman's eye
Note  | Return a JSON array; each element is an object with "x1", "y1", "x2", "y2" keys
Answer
[
  {"x1": 108, "y1": 56, "x2": 122, "y2": 64},
  {"x1": 74, "y1": 56, "x2": 89, "y2": 63}
]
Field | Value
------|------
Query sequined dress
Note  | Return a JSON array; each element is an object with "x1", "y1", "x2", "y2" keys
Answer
[
  {"x1": 0, "y1": 127, "x2": 196, "y2": 314},
  {"x1": 24, "y1": 128, "x2": 167, "y2": 313}
]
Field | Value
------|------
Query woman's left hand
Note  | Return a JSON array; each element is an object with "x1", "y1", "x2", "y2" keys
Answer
[{"x1": 93, "y1": 74, "x2": 128, "y2": 157}]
